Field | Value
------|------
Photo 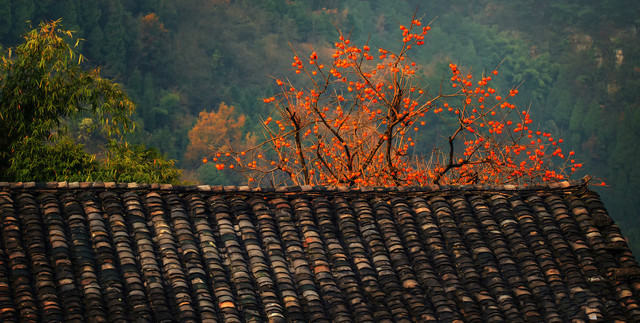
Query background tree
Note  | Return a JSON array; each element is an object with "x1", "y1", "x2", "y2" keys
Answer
[
  {"x1": 97, "y1": 140, "x2": 181, "y2": 183},
  {"x1": 213, "y1": 15, "x2": 583, "y2": 187},
  {"x1": 0, "y1": 19, "x2": 180, "y2": 183},
  {"x1": 185, "y1": 102, "x2": 252, "y2": 166},
  {"x1": 186, "y1": 102, "x2": 256, "y2": 183}
]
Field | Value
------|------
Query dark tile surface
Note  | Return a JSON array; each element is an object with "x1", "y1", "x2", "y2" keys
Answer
[{"x1": 0, "y1": 181, "x2": 638, "y2": 322}]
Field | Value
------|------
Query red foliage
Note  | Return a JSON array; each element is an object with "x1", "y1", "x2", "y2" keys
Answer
[{"x1": 212, "y1": 14, "x2": 582, "y2": 187}]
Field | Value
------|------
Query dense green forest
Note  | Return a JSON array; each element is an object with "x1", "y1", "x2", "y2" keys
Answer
[{"x1": 1, "y1": 0, "x2": 640, "y2": 250}]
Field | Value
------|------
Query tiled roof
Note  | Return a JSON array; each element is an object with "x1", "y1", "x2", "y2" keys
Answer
[{"x1": 0, "y1": 181, "x2": 638, "y2": 322}]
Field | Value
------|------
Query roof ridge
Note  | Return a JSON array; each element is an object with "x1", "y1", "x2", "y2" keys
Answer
[{"x1": 0, "y1": 178, "x2": 590, "y2": 195}]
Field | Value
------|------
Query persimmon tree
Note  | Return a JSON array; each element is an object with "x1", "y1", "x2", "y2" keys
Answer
[{"x1": 211, "y1": 14, "x2": 584, "y2": 187}]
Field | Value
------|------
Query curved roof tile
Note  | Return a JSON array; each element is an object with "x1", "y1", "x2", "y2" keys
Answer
[{"x1": 0, "y1": 181, "x2": 637, "y2": 322}]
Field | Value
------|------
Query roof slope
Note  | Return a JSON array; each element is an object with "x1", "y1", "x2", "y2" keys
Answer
[{"x1": 0, "y1": 181, "x2": 638, "y2": 322}]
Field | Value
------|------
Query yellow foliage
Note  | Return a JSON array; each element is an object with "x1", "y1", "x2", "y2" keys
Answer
[{"x1": 185, "y1": 102, "x2": 247, "y2": 164}]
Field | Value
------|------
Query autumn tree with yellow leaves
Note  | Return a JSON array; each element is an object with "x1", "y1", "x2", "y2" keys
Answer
[{"x1": 185, "y1": 102, "x2": 255, "y2": 167}]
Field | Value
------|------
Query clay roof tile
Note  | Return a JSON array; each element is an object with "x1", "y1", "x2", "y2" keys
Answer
[{"x1": 0, "y1": 181, "x2": 637, "y2": 322}]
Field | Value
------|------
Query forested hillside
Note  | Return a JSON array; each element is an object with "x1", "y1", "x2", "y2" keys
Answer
[{"x1": 1, "y1": 0, "x2": 639, "y2": 250}]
